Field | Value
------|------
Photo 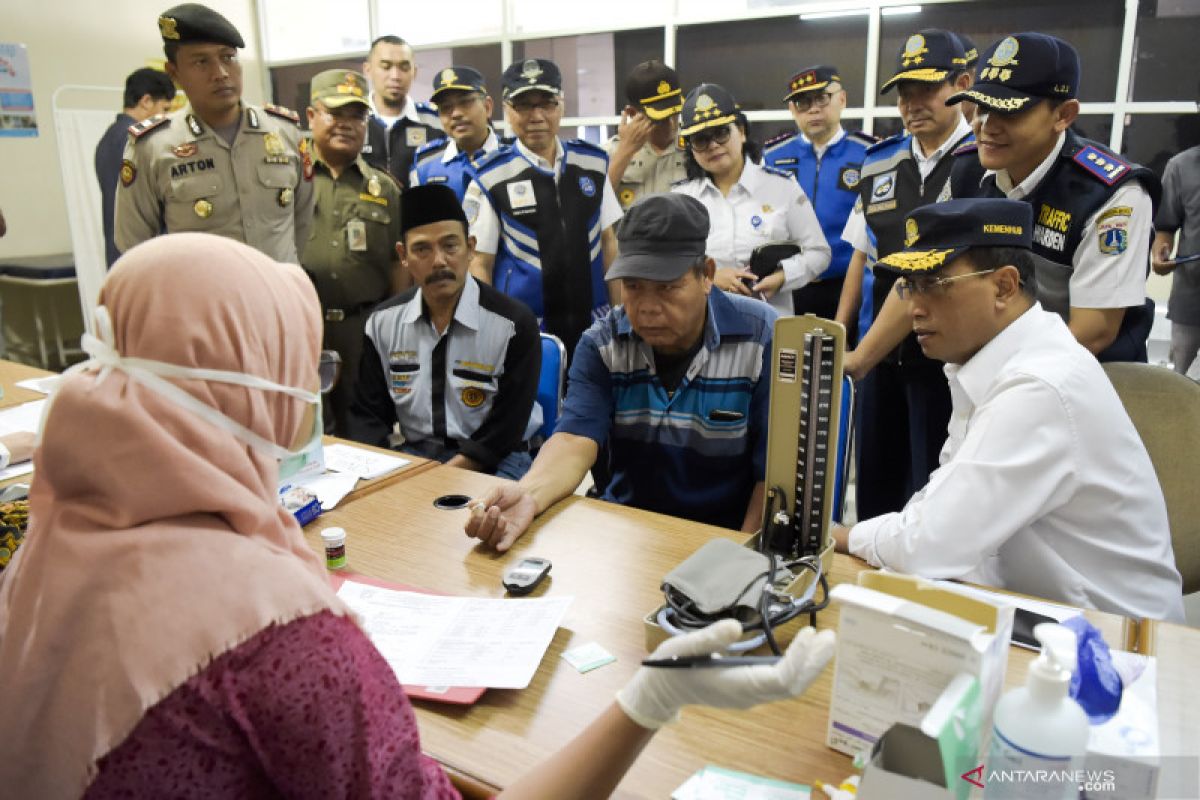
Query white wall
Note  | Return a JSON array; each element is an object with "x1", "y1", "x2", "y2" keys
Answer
[{"x1": 0, "y1": 0, "x2": 265, "y2": 259}]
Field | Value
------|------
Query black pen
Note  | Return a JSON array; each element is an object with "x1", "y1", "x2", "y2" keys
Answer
[{"x1": 641, "y1": 654, "x2": 781, "y2": 668}]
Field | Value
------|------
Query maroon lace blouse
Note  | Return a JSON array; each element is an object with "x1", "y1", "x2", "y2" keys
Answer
[{"x1": 85, "y1": 610, "x2": 461, "y2": 799}]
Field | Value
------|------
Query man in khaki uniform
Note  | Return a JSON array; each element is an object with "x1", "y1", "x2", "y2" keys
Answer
[
  {"x1": 116, "y1": 3, "x2": 313, "y2": 263},
  {"x1": 604, "y1": 60, "x2": 686, "y2": 210},
  {"x1": 302, "y1": 69, "x2": 403, "y2": 434}
]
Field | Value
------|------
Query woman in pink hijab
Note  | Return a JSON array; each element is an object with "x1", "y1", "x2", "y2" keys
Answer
[{"x1": 0, "y1": 233, "x2": 834, "y2": 799}]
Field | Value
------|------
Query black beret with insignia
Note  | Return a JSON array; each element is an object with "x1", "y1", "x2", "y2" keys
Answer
[{"x1": 158, "y1": 3, "x2": 245, "y2": 48}]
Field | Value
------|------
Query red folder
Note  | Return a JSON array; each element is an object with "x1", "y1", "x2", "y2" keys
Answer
[{"x1": 329, "y1": 571, "x2": 487, "y2": 705}]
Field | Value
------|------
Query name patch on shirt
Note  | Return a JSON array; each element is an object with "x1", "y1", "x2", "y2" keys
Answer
[
  {"x1": 1033, "y1": 204, "x2": 1071, "y2": 251},
  {"x1": 170, "y1": 158, "x2": 217, "y2": 178}
]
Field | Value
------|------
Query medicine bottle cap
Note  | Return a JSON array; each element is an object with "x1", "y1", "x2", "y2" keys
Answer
[{"x1": 321, "y1": 527, "x2": 347, "y2": 544}]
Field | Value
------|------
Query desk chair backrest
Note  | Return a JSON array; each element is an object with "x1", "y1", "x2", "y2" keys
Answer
[
  {"x1": 1103, "y1": 362, "x2": 1200, "y2": 595},
  {"x1": 833, "y1": 375, "x2": 855, "y2": 521},
  {"x1": 535, "y1": 333, "x2": 568, "y2": 445}
]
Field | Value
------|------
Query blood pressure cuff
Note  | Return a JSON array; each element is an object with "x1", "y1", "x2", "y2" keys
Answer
[
  {"x1": 661, "y1": 539, "x2": 772, "y2": 616},
  {"x1": 748, "y1": 242, "x2": 801, "y2": 279}
]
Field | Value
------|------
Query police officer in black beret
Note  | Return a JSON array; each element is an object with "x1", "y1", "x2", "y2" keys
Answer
[
  {"x1": 116, "y1": 3, "x2": 313, "y2": 263},
  {"x1": 948, "y1": 32, "x2": 1161, "y2": 363}
]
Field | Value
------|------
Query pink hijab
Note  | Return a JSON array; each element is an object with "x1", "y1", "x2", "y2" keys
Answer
[{"x1": 0, "y1": 233, "x2": 348, "y2": 798}]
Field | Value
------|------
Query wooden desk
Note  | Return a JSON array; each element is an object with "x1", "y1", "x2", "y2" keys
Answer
[
  {"x1": 319, "y1": 436, "x2": 439, "y2": 502},
  {"x1": 309, "y1": 465, "x2": 1198, "y2": 798},
  {"x1": 0, "y1": 359, "x2": 55, "y2": 409}
]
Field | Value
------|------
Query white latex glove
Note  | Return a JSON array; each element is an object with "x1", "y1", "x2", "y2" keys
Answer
[{"x1": 616, "y1": 618, "x2": 836, "y2": 729}]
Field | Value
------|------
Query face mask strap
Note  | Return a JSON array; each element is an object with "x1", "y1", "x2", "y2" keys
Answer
[{"x1": 48, "y1": 305, "x2": 319, "y2": 460}]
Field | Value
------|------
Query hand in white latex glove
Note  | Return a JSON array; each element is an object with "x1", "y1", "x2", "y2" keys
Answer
[{"x1": 616, "y1": 618, "x2": 836, "y2": 729}]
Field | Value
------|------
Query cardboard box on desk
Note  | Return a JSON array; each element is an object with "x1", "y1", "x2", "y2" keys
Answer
[
  {"x1": 826, "y1": 572, "x2": 1013, "y2": 761},
  {"x1": 641, "y1": 537, "x2": 836, "y2": 653},
  {"x1": 857, "y1": 723, "x2": 956, "y2": 800}
]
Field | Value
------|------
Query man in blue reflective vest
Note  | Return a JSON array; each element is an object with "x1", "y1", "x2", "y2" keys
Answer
[
  {"x1": 764, "y1": 64, "x2": 876, "y2": 339},
  {"x1": 410, "y1": 66, "x2": 503, "y2": 201},
  {"x1": 464, "y1": 58, "x2": 623, "y2": 358}
]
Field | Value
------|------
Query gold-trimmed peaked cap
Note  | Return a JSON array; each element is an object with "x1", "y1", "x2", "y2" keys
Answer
[
  {"x1": 625, "y1": 60, "x2": 683, "y2": 121},
  {"x1": 679, "y1": 83, "x2": 739, "y2": 138},
  {"x1": 947, "y1": 33, "x2": 1080, "y2": 114},
  {"x1": 310, "y1": 69, "x2": 369, "y2": 109},
  {"x1": 158, "y1": 3, "x2": 244, "y2": 48},
  {"x1": 784, "y1": 65, "x2": 841, "y2": 102},
  {"x1": 432, "y1": 65, "x2": 487, "y2": 103},
  {"x1": 880, "y1": 28, "x2": 967, "y2": 93},
  {"x1": 877, "y1": 198, "x2": 1033, "y2": 274}
]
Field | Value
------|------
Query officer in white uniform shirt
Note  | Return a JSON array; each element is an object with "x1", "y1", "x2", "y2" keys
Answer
[
  {"x1": 833, "y1": 198, "x2": 1184, "y2": 623},
  {"x1": 671, "y1": 83, "x2": 830, "y2": 317}
]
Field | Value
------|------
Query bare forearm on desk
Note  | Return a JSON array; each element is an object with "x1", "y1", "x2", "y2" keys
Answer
[
  {"x1": 519, "y1": 432, "x2": 599, "y2": 514},
  {"x1": 497, "y1": 703, "x2": 654, "y2": 800}
]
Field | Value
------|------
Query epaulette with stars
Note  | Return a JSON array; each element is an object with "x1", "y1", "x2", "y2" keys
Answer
[
  {"x1": 264, "y1": 103, "x2": 301, "y2": 126},
  {"x1": 128, "y1": 114, "x2": 170, "y2": 140}
]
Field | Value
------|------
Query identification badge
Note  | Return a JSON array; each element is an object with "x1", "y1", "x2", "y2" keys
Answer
[
  {"x1": 508, "y1": 179, "x2": 536, "y2": 210},
  {"x1": 406, "y1": 127, "x2": 427, "y2": 147},
  {"x1": 347, "y1": 218, "x2": 368, "y2": 251}
]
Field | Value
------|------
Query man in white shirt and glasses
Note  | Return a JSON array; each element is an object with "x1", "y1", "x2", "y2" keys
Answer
[{"x1": 833, "y1": 197, "x2": 1184, "y2": 622}]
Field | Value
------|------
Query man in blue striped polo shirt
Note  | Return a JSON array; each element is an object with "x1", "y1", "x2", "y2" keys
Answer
[{"x1": 466, "y1": 193, "x2": 777, "y2": 551}]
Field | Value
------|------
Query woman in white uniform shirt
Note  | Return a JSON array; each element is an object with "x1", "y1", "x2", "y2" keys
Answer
[{"x1": 672, "y1": 84, "x2": 830, "y2": 315}]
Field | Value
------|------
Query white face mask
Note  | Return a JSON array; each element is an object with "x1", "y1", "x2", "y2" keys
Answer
[{"x1": 50, "y1": 306, "x2": 322, "y2": 463}]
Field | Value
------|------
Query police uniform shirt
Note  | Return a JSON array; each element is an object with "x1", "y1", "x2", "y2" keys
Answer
[
  {"x1": 302, "y1": 153, "x2": 401, "y2": 313},
  {"x1": 348, "y1": 275, "x2": 542, "y2": 470},
  {"x1": 115, "y1": 104, "x2": 314, "y2": 263},
  {"x1": 672, "y1": 158, "x2": 831, "y2": 315},
  {"x1": 465, "y1": 137, "x2": 623, "y2": 256},
  {"x1": 842, "y1": 115, "x2": 972, "y2": 258},
  {"x1": 95, "y1": 112, "x2": 137, "y2": 267},
  {"x1": 982, "y1": 131, "x2": 1152, "y2": 313},
  {"x1": 602, "y1": 135, "x2": 687, "y2": 209},
  {"x1": 408, "y1": 129, "x2": 500, "y2": 196}
]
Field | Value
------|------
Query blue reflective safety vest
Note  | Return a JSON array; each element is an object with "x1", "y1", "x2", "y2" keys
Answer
[
  {"x1": 763, "y1": 129, "x2": 876, "y2": 281},
  {"x1": 410, "y1": 131, "x2": 503, "y2": 202},
  {"x1": 470, "y1": 139, "x2": 610, "y2": 356}
]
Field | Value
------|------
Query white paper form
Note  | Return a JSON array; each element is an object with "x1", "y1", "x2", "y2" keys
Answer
[
  {"x1": 15, "y1": 376, "x2": 62, "y2": 395},
  {"x1": 323, "y1": 443, "x2": 410, "y2": 480},
  {"x1": 336, "y1": 580, "x2": 572, "y2": 688},
  {"x1": 0, "y1": 400, "x2": 46, "y2": 435}
]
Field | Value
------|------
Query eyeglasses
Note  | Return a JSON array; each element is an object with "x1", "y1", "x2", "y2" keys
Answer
[
  {"x1": 791, "y1": 91, "x2": 836, "y2": 112},
  {"x1": 686, "y1": 125, "x2": 733, "y2": 151},
  {"x1": 894, "y1": 268, "x2": 997, "y2": 300},
  {"x1": 508, "y1": 97, "x2": 560, "y2": 114},
  {"x1": 318, "y1": 350, "x2": 342, "y2": 394}
]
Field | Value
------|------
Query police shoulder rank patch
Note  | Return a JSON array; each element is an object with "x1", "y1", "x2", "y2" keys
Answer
[
  {"x1": 761, "y1": 164, "x2": 792, "y2": 180},
  {"x1": 263, "y1": 103, "x2": 301, "y2": 125},
  {"x1": 1073, "y1": 145, "x2": 1130, "y2": 186},
  {"x1": 128, "y1": 114, "x2": 170, "y2": 140},
  {"x1": 953, "y1": 140, "x2": 978, "y2": 156},
  {"x1": 764, "y1": 131, "x2": 797, "y2": 150}
]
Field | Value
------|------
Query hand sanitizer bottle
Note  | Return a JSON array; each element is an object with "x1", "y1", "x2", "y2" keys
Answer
[{"x1": 983, "y1": 623, "x2": 1089, "y2": 799}]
